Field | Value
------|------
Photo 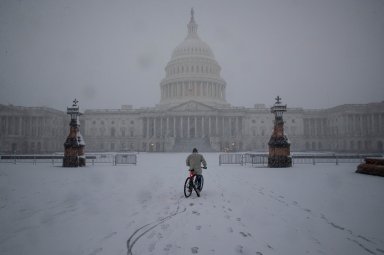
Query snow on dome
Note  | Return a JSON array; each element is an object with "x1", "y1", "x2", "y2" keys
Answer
[
  {"x1": 159, "y1": 9, "x2": 228, "y2": 107},
  {"x1": 170, "y1": 9, "x2": 215, "y2": 60},
  {"x1": 171, "y1": 38, "x2": 215, "y2": 60}
]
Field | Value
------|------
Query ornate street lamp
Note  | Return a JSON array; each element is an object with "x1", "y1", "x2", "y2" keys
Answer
[
  {"x1": 63, "y1": 99, "x2": 86, "y2": 167},
  {"x1": 268, "y1": 96, "x2": 292, "y2": 167}
]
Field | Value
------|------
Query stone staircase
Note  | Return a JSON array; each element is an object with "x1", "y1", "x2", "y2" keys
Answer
[{"x1": 172, "y1": 137, "x2": 214, "y2": 152}]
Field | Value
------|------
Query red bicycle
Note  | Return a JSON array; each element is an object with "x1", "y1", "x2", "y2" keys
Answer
[{"x1": 184, "y1": 170, "x2": 204, "y2": 198}]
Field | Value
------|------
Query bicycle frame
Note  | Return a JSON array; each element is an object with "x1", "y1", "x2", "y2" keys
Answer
[
  {"x1": 184, "y1": 169, "x2": 204, "y2": 198},
  {"x1": 189, "y1": 170, "x2": 196, "y2": 178}
]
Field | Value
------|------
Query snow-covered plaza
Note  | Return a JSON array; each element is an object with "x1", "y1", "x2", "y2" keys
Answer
[{"x1": 1, "y1": 153, "x2": 383, "y2": 255}]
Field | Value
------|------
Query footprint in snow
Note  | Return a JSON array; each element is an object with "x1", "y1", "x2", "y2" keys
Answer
[
  {"x1": 164, "y1": 244, "x2": 172, "y2": 252},
  {"x1": 191, "y1": 246, "x2": 199, "y2": 254},
  {"x1": 235, "y1": 245, "x2": 244, "y2": 254},
  {"x1": 195, "y1": 225, "x2": 202, "y2": 230},
  {"x1": 239, "y1": 232, "x2": 252, "y2": 237}
]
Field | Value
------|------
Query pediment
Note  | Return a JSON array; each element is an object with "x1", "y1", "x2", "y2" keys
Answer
[{"x1": 167, "y1": 100, "x2": 218, "y2": 112}]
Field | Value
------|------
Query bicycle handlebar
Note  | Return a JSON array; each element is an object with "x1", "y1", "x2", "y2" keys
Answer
[{"x1": 189, "y1": 166, "x2": 207, "y2": 171}]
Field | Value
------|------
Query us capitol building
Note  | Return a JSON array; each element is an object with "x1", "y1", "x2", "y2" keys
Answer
[{"x1": 1, "y1": 10, "x2": 384, "y2": 153}]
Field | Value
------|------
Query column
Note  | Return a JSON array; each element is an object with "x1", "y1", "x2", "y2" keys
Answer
[
  {"x1": 7, "y1": 116, "x2": 12, "y2": 135},
  {"x1": 202, "y1": 116, "x2": 205, "y2": 137},
  {"x1": 222, "y1": 117, "x2": 224, "y2": 136},
  {"x1": 154, "y1": 117, "x2": 157, "y2": 138},
  {"x1": 18, "y1": 116, "x2": 22, "y2": 136},
  {"x1": 181, "y1": 117, "x2": 183, "y2": 138},
  {"x1": 239, "y1": 117, "x2": 243, "y2": 136},
  {"x1": 145, "y1": 118, "x2": 149, "y2": 138},
  {"x1": 173, "y1": 117, "x2": 176, "y2": 137},
  {"x1": 234, "y1": 117, "x2": 238, "y2": 137},
  {"x1": 215, "y1": 116, "x2": 218, "y2": 136},
  {"x1": 208, "y1": 117, "x2": 211, "y2": 136},
  {"x1": 165, "y1": 117, "x2": 167, "y2": 137},
  {"x1": 187, "y1": 116, "x2": 190, "y2": 138},
  {"x1": 160, "y1": 117, "x2": 163, "y2": 138}
]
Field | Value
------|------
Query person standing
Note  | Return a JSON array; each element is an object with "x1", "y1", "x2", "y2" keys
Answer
[{"x1": 186, "y1": 148, "x2": 207, "y2": 195}]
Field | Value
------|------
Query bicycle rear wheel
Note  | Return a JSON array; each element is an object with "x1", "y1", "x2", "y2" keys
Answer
[
  {"x1": 184, "y1": 177, "x2": 193, "y2": 198},
  {"x1": 194, "y1": 175, "x2": 204, "y2": 191},
  {"x1": 200, "y1": 175, "x2": 204, "y2": 191}
]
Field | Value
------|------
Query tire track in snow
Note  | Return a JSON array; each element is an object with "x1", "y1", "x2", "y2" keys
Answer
[{"x1": 126, "y1": 195, "x2": 186, "y2": 255}]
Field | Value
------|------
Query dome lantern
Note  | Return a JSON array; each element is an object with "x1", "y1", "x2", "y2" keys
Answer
[{"x1": 187, "y1": 8, "x2": 198, "y2": 38}]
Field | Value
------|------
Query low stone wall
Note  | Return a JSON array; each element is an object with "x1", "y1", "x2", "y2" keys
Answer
[{"x1": 356, "y1": 157, "x2": 384, "y2": 177}]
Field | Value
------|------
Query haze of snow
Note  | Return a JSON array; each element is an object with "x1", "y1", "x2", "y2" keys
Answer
[
  {"x1": 1, "y1": 0, "x2": 384, "y2": 110},
  {"x1": 1, "y1": 153, "x2": 383, "y2": 255}
]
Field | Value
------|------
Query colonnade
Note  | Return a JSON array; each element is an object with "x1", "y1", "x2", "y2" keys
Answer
[
  {"x1": 161, "y1": 80, "x2": 225, "y2": 100},
  {"x1": 143, "y1": 115, "x2": 242, "y2": 139},
  {"x1": 0, "y1": 115, "x2": 48, "y2": 137},
  {"x1": 0, "y1": 115, "x2": 65, "y2": 153},
  {"x1": 304, "y1": 113, "x2": 384, "y2": 137},
  {"x1": 342, "y1": 113, "x2": 384, "y2": 136}
]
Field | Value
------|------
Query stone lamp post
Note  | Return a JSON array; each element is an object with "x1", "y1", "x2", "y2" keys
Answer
[
  {"x1": 63, "y1": 99, "x2": 86, "y2": 167},
  {"x1": 268, "y1": 96, "x2": 292, "y2": 168}
]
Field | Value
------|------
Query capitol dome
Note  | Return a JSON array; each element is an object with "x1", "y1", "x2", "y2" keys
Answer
[{"x1": 159, "y1": 9, "x2": 229, "y2": 107}]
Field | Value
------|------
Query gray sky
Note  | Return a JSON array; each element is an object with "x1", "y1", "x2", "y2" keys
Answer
[{"x1": 1, "y1": 0, "x2": 383, "y2": 111}]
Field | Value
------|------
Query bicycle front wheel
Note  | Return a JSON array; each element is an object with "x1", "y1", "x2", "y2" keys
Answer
[{"x1": 184, "y1": 177, "x2": 193, "y2": 198}]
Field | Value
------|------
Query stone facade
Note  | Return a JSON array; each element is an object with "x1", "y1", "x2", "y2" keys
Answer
[
  {"x1": 0, "y1": 104, "x2": 67, "y2": 154},
  {"x1": 1, "y1": 102, "x2": 383, "y2": 154},
  {"x1": 80, "y1": 102, "x2": 384, "y2": 153}
]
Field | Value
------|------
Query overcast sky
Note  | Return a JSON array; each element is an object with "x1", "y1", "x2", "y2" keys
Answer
[{"x1": 0, "y1": 0, "x2": 383, "y2": 111}]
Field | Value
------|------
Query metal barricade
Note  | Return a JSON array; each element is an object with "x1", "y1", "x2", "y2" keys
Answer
[{"x1": 114, "y1": 154, "x2": 137, "y2": 165}]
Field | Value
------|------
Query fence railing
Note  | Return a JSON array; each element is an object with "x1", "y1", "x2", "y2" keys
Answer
[
  {"x1": 114, "y1": 154, "x2": 137, "y2": 165},
  {"x1": 0, "y1": 153, "x2": 137, "y2": 166},
  {"x1": 219, "y1": 153, "x2": 383, "y2": 166}
]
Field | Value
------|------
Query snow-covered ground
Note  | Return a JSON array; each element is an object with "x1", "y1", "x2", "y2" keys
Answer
[{"x1": 1, "y1": 153, "x2": 383, "y2": 255}]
